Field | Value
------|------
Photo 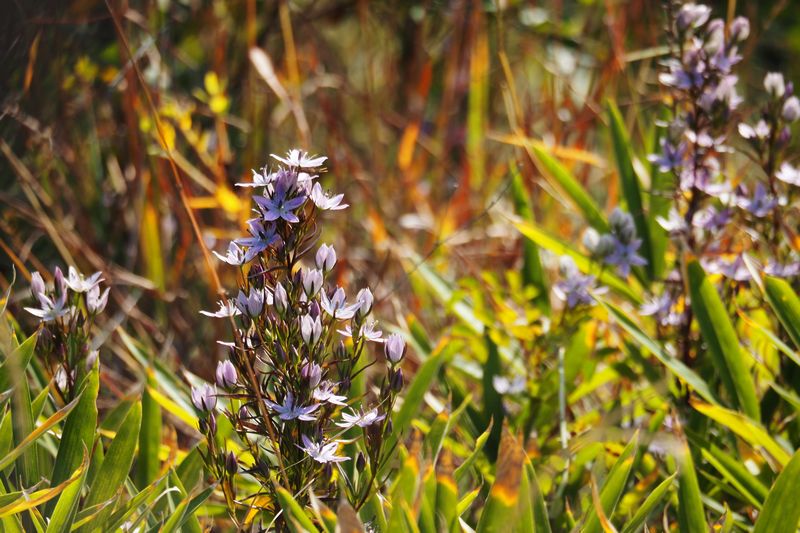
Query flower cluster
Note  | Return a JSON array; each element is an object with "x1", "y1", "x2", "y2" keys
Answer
[
  {"x1": 646, "y1": 3, "x2": 799, "y2": 342},
  {"x1": 191, "y1": 150, "x2": 406, "y2": 525},
  {"x1": 24, "y1": 266, "x2": 108, "y2": 399},
  {"x1": 584, "y1": 209, "x2": 647, "y2": 278}
]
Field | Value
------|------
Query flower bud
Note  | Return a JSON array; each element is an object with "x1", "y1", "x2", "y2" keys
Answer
[
  {"x1": 356, "y1": 452, "x2": 366, "y2": 472},
  {"x1": 238, "y1": 405, "x2": 249, "y2": 421},
  {"x1": 274, "y1": 282, "x2": 289, "y2": 316},
  {"x1": 730, "y1": 16, "x2": 749, "y2": 42},
  {"x1": 87, "y1": 285, "x2": 109, "y2": 314},
  {"x1": 303, "y1": 269, "x2": 323, "y2": 298},
  {"x1": 783, "y1": 96, "x2": 800, "y2": 122},
  {"x1": 384, "y1": 333, "x2": 406, "y2": 364},
  {"x1": 86, "y1": 350, "x2": 99, "y2": 371},
  {"x1": 208, "y1": 412, "x2": 217, "y2": 435},
  {"x1": 765, "y1": 72, "x2": 786, "y2": 98},
  {"x1": 191, "y1": 383, "x2": 218, "y2": 412},
  {"x1": 30, "y1": 272, "x2": 46, "y2": 302},
  {"x1": 301, "y1": 361, "x2": 322, "y2": 388},
  {"x1": 300, "y1": 314, "x2": 322, "y2": 346},
  {"x1": 315, "y1": 244, "x2": 337, "y2": 272},
  {"x1": 216, "y1": 360, "x2": 238, "y2": 389},
  {"x1": 391, "y1": 367, "x2": 404, "y2": 392},
  {"x1": 225, "y1": 451, "x2": 238, "y2": 475},
  {"x1": 336, "y1": 340, "x2": 347, "y2": 359},
  {"x1": 309, "y1": 300, "x2": 321, "y2": 320},
  {"x1": 676, "y1": 3, "x2": 710, "y2": 31},
  {"x1": 355, "y1": 288, "x2": 373, "y2": 320}
]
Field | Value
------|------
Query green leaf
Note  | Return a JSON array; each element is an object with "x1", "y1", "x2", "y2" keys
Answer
[
  {"x1": 599, "y1": 299, "x2": 718, "y2": 404},
  {"x1": 0, "y1": 331, "x2": 36, "y2": 393},
  {"x1": 524, "y1": 461, "x2": 552, "y2": 533},
  {"x1": 454, "y1": 420, "x2": 493, "y2": 482},
  {"x1": 136, "y1": 372, "x2": 161, "y2": 488},
  {"x1": 511, "y1": 218, "x2": 643, "y2": 303},
  {"x1": 763, "y1": 276, "x2": 800, "y2": 350},
  {"x1": 753, "y1": 449, "x2": 800, "y2": 533},
  {"x1": 607, "y1": 100, "x2": 654, "y2": 281},
  {"x1": 692, "y1": 401, "x2": 791, "y2": 467},
  {"x1": 482, "y1": 333, "x2": 504, "y2": 462},
  {"x1": 49, "y1": 366, "x2": 99, "y2": 507},
  {"x1": 8, "y1": 334, "x2": 40, "y2": 487},
  {"x1": 83, "y1": 402, "x2": 142, "y2": 514},
  {"x1": 529, "y1": 145, "x2": 609, "y2": 232},
  {"x1": 45, "y1": 450, "x2": 90, "y2": 533},
  {"x1": 583, "y1": 432, "x2": 638, "y2": 533},
  {"x1": 620, "y1": 473, "x2": 676, "y2": 533},
  {"x1": 276, "y1": 487, "x2": 320, "y2": 533},
  {"x1": 476, "y1": 430, "x2": 525, "y2": 533},
  {"x1": 688, "y1": 261, "x2": 759, "y2": 420},
  {"x1": 677, "y1": 440, "x2": 707, "y2": 533},
  {"x1": 509, "y1": 162, "x2": 549, "y2": 312}
]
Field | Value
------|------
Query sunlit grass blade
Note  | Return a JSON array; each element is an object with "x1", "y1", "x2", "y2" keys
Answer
[
  {"x1": 677, "y1": 439, "x2": 707, "y2": 532},
  {"x1": 275, "y1": 487, "x2": 320, "y2": 533},
  {"x1": 700, "y1": 446, "x2": 768, "y2": 509},
  {"x1": 763, "y1": 276, "x2": 800, "y2": 350},
  {"x1": 583, "y1": 431, "x2": 638, "y2": 533},
  {"x1": 691, "y1": 400, "x2": 791, "y2": 467},
  {"x1": 454, "y1": 420, "x2": 493, "y2": 483},
  {"x1": 45, "y1": 450, "x2": 91, "y2": 533},
  {"x1": 619, "y1": 473, "x2": 676, "y2": 533},
  {"x1": 523, "y1": 461, "x2": 551, "y2": 533},
  {"x1": 753, "y1": 449, "x2": 800, "y2": 533},
  {"x1": 509, "y1": 162, "x2": 549, "y2": 312},
  {"x1": 82, "y1": 401, "x2": 142, "y2": 521},
  {"x1": 435, "y1": 448, "x2": 459, "y2": 533},
  {"x1": 137, "y1": 371, "x2": 162, "y2": 488},
  {"x1": 599, "y1": 299, "x2": 718, "y2": 404},
  {"x1": 688, "y1": 261, "x2": 759, "y2": 420},
  {"x1": 529, "y1": 145, "x2": 609, "y2": 232}
]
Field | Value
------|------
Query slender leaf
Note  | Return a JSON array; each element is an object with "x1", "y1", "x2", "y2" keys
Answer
[
  {"x1": 764, "y1": 276, "x2": 800, "y2": 350},
  {"x1": 583, "y1": 432, "x2": 638, "y2": 533},
  {"x1": 753, "y1": 449, "x2": 800, "y2": 533},
  {"x1": 620, "y1": 473, "x2": 676, "y2": 533}
]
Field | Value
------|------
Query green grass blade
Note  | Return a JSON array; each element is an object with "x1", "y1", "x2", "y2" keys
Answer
[
  {"x1": 83, "y1": 401, "x2": 142, "y2": 511},
  {"x1": 583, "y1": 432, "x2": 639, "y2": 533},
  {"x1": 476, "y1": 430, "x2": 525, "y2": 533},
  {"x1": 530, "y1": 145, "x2": 609, "y2": 232},
  {"x1": 677, "y1": 440, "x2": 707, "y2": 533},
  {"x1": 136, "y1": 371, "x2": 162, "y2": 488},
  {"x1": 509, "y1": 162, "x2": 549, "y2": 312},
  {"x1": 599, "y1": 299, "x2": 718, "y2": 404},
  {"x1": 687, "y1": 261, "x2": 759, "y2": 420},
  {"x1": 620, "y1": 473, "x2": 676, "y2": 533},
  {"x1": 763, "y1": 276, "x2": 800, "y2": 350},
  {"x1": 753, "y1": 449, "x2": 800, "y2": 533}
]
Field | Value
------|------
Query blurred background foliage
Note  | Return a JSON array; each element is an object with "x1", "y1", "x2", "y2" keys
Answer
[{"x1": 3, "y1": 1, "x2": 800, "y2": 528}]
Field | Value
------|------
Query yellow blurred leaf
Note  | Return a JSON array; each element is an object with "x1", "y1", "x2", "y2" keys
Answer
[
  {"x1": 216, "y1": 185, "x2": 243, "y2": 215},
  {"x1": 209, "y1": 93, "x2": 229, "y2": 115},
  {"x1": 204, "y1": 71, "x2": 221, "y2": 95}
]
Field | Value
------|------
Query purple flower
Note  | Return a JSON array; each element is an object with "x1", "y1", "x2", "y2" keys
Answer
[
  {"x1": 648, "y1": 139, "x2": 685, "y2": 172},
  {"x1": 729, "y1": 16, "x2": 750, "y2": 42},
  {"x1": 254, "y1": 172, "x2": 307, "y2": 223},
  {"x1": 301, "y1": 361, "x2": 323, "y2": 388},
  {"x1": 235, "y1": 220, "x2": 280, "y2": 261},
  {"x1": 235, "y1": 168, "x2": 275, "y2": 188},
  {"x1": 236, "y1": 288, "x2": 267, "y2": 317},
  {"x1": 701, "y1": 255, "x2": 751, "y2": 281},
  {"x1": 736, "y1": 183, "x2": 777, "y2": 217},
  {"x1": 264, "y1": 391, "x2": 320, "y2": 421},
  {"x1": 200, "y1": 299, "x2": 242, "y2": 318},
  {"x1": 336, "y1": 408, "x2": 385, "y2": 429},
  {"x1": 65, "y1": 266, "x2": 104, "y2": 294},
  {"x1": 492, "y1": 376, "x2": 526, "y2": 395},
  {"x1": 86, "y1": 284, "x2": 109, "y2": 314},
  {"x1": 315, "y1": 244, "x2": 337, "y2": 272},
  {"x1": 310, "y1": 182, "x2": 348, "y2": 211},
  {"x1": 298, "y1": 435, "x2": 349, "y2": 464},
  {"x1": 739, "y1": 120, "x2": 770, "y2": 140},
  {"x1": 25, "y1": 268, "x2": 70, "y2": 322},
  {"x1": 338, "y1": 320, "x2": 383, "y2": 343},
  {"x1": 776, "y1": 163, "x2": 800, "y2": 186},
  {"x1": 384, "y1": 333, "x2": 405, "y2": 364},
  {"x1": 216, "y1": 360, "x2": 238, "y2": 389},
  {"x1": 213, "y1": 242, "x2": 247, "y2": 266},
  {"x1": 604, "y1": 237, "x2": 647, "y2": 277},
  {"x1": 320, "y1": 287, "x2": 359, "y2": 320},
  {"x1": 656, "y1": 208, "x2": 688, "y2": 234},
  {"x1": 764, "y1": 261, "x2": 800, "y2": 278},
  {"x1": 692, "y1": 206, "x2": 731, "y2": 232},
  {"x1": 191, "y1": 383, "x2": 217, "y2": 412},
  {"x1": 641, "y1": 293, "x2": 685, "y2": 327},
  {"x1": 553, "y1": 257, "x2": 601, "y2": 309},
  {"x1": 273, "y1": 282, "x2": 289, "y2": 315},
  {"x1": 271, "y1": 149, "x2": 327, "y2": 169},
  {"x1": 312, "y1": 381, "x2": 347, "y2": 406}
]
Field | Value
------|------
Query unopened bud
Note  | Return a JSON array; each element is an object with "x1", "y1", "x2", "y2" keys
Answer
[
  {"x1": 356, "y1": 452, "x2": 366, "y2": 472},
  {"x1": 225, "y1": 452, "x2": 238, "y2": 475},
  {"x1": 391, "y1": 368, "x2": 404, "y2": 392}
]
